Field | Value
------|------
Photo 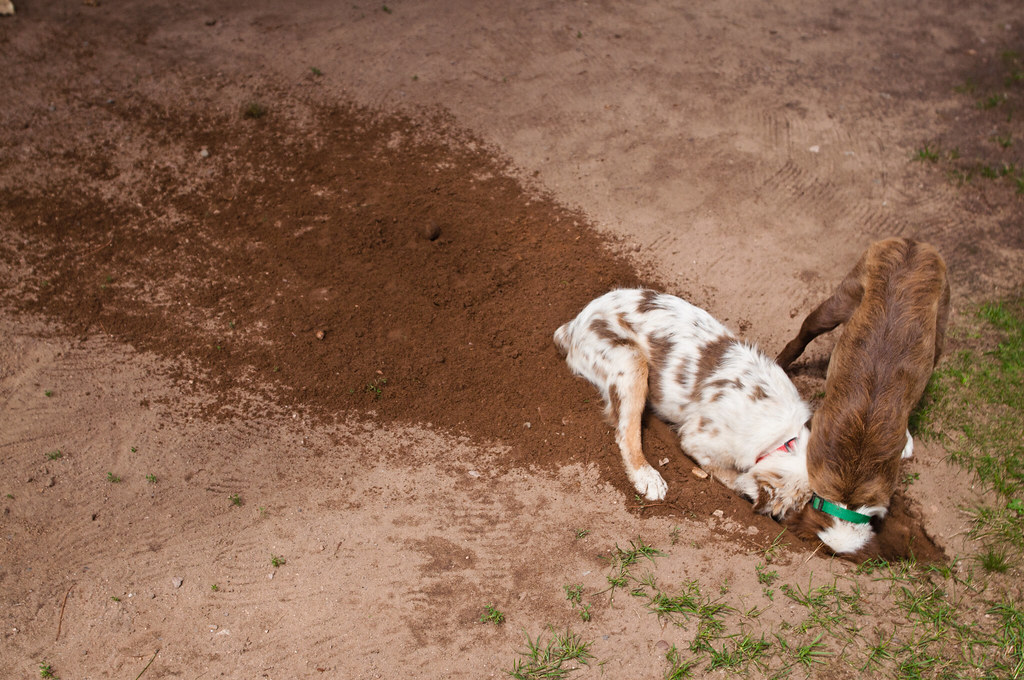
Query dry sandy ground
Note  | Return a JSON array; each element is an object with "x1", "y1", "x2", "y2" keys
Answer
[{"x1": 2, "y1": 1, "x2": 1023, "y2": 678}]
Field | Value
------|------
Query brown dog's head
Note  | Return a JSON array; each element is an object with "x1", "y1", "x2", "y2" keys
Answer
[{"x1": 785, "y1": 409, "x2": 907, "y2": 554}]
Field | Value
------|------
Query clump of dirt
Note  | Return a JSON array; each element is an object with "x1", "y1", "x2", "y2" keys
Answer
[{"x1": 0, "y1": 94, "x2": 941, "y2": 560}]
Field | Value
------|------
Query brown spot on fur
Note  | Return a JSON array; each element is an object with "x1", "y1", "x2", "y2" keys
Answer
[
  {"x1": 615, "y1": 312, "x2": 635, "y2": 335},
  {"x1": 750, "y1": 384, "x2": 768, "y2": 401},
  {"x1": 637, "y1": 289, "x2": 661, "y2": 314},
  {"x1": 783, "y1": 501, "x2": 833, "y2": 546},
  {"x1": 693, "y1": 335, "x2": 734, "y2": 399},
  {"x1": 607, "y1": 383, "x2": 621, "y2": 427},
  {"x1": 707, "y1": 377, "x2": 743, "y2": 391},
  {"x1": 697, "y1": 416, "x2": 712, "y2": 432},
  {"x1": 589, "y1": 318, "x2": 634, "y2": 348},
  {"x1": 752, "y1": 485, "x2": 774, "y2": 513},
  {"x1": 647, "y1": 334, "x2": 674, "y2": 405}
]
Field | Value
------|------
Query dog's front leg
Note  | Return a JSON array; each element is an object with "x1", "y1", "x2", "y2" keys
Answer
[{"x1": 777, "y1": 267, "x2": 866, "y2": 370}]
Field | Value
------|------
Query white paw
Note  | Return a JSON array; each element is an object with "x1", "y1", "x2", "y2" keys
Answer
[
  {"x1": 901, "y1": 430, "x2": 914, "y2": 459},
  {"x1": 632, "y1": 466, "x2": 668, "y2": 501}
]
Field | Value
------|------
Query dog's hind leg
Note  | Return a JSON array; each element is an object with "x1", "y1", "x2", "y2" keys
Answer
[
  {"x1": 933, "y1": 274, "x2": 951, "y2": 367},
  {"x1": 777, "y1": 266, "x2": 866, "y2": 370},
  {"x1": 607, "y1": 346, "x2": 667, "y2": 501},
  {"x1": 901, "y1": 429, "x2": 914, "y2": 459}
]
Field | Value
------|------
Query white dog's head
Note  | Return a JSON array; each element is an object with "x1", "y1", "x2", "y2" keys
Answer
[{"x1": 734, "y1": 423, "x2": 813, "y2": 520}]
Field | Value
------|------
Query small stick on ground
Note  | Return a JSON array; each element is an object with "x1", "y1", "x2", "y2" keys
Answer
[
  {"x1": 135, "y1": 649, "x2": 159, "y2": 680},
  {"x1": 55, "y1": 583, "x2": 74, "y2": 641}
]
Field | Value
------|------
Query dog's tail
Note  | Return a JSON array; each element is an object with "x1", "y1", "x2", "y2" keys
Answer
[{"x1": 553, "y1": 321, "x2": 572, "y2": 357}]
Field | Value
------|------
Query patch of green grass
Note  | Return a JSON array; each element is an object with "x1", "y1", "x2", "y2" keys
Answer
[
  {"x1": 242, "y1": 101, "x2": 268, "y2": 119},
  {"x1": 706, "y1": 633, "x2": 771, "y2": 673},
  {"x1": 211, "y1": 584, "x2": 219, "y2": 592},
  {"x1": 664, "y1": 644, "x2": 698, "y2": 679},
  {"x1": 893, "y1": 580, "x2": 959, "y2": 633},
  {"x1": 506, "y1": 629, "x2": 593, "y2": 679},
  {"x1": 229, "y1": 493, "x2": 242, "y2": 506},
  {"x1": 564, "y1": 584, "x2": 584, "y2": 607},
  {"x1": 780, "y1": 577, "x2": 862, "y2": 638},
  {"x1": 989, "y1": 597, "x2": 1024, "y2": 678},
  {"x1": 979, "y1": 547, "x2": 1011, "y2": 573},
  {"x1": 111, "y1": 595, "x2": 121, "y2": 602},
  {"x1": 669, "y1": 525, "x2": 681, "y2": 545},
  {"x1": 480, "y1": 603, "x2": 505, "y2": 625},
  {"x1": 954, "y1": 78, "x2": 977, "y2": 94},
  {"x1": 574, "y1": 528, "x2": 589, "y2": 540},
  {"x1": 914, "y1": 144, "x2": 941, "y2": 162},
  {"x1": 645, "y1": 579, "x2": 733, "y2": 631},
  {"x1": 860, "y1": 628, "x2": 897, "y2": 671},
  {"x1": 913, "y1": 296, "x2": 1024, "y2": 553},
  {"x1": 775, "y1": 632, "x2": 832, "y2": 669},
  {"x1": 598, "y1": 537, "x2": 664, "y2": 602},
  {"x1": 365, "y1": 376, "x2": 387, "y2": 399},
  {"x1": 39, "y1": 663, "x2": 58, "y2": 679},
  {"x1": 146, "y1": 473, "x2": 157, "y2": 484},
  {"x1": 44, "y1": 389, "x2": 53, "y2": 397},
  {"x1": 270, "y1": 554, "x2": 285, "y2": 568},
  {"x1": 106, "y1": 472, "x2": 121, "y2": 483},
  {"x1": 46, "y1": 450, "x2": 63, "y2": 460},
  {"x1": 979, "y1": 92, "x2": 1008, "y2": 110},
  {"x1": 762, "y1": 530, "x2": 788, "y2": 564},
  {"x1": 310, "y1": 66, "x2": 323, "y2": 76},
  {"x1": 755, "y1": 562, "x2": 779, "y2": 586}
]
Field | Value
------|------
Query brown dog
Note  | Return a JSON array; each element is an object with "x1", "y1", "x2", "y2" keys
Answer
[{"x1": 777, "y1": 238, "x2": 950, "y2": 555}]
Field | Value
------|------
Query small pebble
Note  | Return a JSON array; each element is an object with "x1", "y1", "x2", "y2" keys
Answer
[
  {"x1": 423, "y1": 221, "x2": 441, "y2": 241},
  {"x1": 712, "y1": 509, "x2": 724, "y2": 518},
  {"x1": 172, "y1": 577, "x2": 183, "y2": 588},
  {"x1": 315, "y1": 329, "x2": 325, "y2": 340},
  {"x1": 691, "y1": 468, "x2": 708, "y2": 479}
]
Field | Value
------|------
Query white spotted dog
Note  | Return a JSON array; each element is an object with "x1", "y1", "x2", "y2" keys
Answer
[{"x1": 554, "y1": 289, "x2": 812, "y2": 519}]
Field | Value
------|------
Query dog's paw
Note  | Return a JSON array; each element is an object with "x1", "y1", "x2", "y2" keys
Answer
[
  {"x1": 901, "y1": 429, "x2": 914, "y2": 459},
  {"x1": 632, "y1": 465, "x2": 668, "y2": 501}
]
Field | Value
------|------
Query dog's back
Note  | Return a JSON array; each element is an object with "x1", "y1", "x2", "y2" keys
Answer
[{"x1": 813, "y1": 239, "x2": 948, "y2": 504}]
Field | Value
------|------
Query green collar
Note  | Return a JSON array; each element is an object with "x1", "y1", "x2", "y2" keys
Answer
[{"x1": 810, "y1": 494, "x2": 872, "y2": 525}]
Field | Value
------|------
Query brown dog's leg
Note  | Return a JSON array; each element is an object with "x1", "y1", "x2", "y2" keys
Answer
[
  {"x1": 933, "y1": 274, "x2": 951, "y2": 367},
  {"x1": 777, "y1": 268, "x2": 866, "y2": 370}
]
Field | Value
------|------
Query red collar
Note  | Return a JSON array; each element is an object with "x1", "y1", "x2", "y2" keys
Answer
[{"x1": 756, "y1": 436, "x2": 798, "y2": 464}]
